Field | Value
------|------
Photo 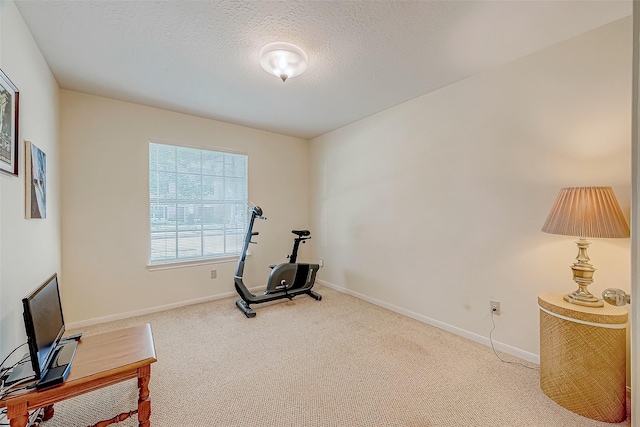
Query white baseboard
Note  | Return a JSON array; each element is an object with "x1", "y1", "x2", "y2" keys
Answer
[
  {"x1": 68, "y1": 279, "x2": 539, "y2": 365},
  {"x1": 66, "y1": 286, "x2": 264, "y2": 330},
  {"x1": 317, "y1": 279, "x2": 540, "y2": 365}
]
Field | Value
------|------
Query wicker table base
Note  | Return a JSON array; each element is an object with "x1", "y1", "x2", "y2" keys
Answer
[{"x1": 538, "y1": 293, "x2": 628, "y2": 423}]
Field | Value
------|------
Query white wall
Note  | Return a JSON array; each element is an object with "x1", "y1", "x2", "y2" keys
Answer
[
  {"x1": 0, "y1": 1, "x2": 61, "y2": 357},
  {"x1": 631, "y1": 3, "x2": 639, "y2": 424},
  {"x1": 310, "y1": 17, "x2": 632, "y2": 360},
  {"x1": 59, "y1": 91, "x2": 310, "y2": 323}
]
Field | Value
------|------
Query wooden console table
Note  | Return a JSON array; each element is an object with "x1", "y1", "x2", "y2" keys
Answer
[
  {"x1": 0, "y1": 323, "x2": 157, "y2": 427},
  {"x1": 538, "y1": 293, "x2": 627, "y2": 422}
]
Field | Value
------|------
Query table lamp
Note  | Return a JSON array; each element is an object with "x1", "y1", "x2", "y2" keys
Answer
[{"x1": 541, "y1": 187, "x2": 630, "y2": 307}]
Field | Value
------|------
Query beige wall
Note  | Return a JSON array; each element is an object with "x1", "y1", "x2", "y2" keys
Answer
[
  {"x1": 631, "y1": 2, "x2": 639, "y2": 420},
  {"x1": 310, "y1": 17, "x2": 632, "y2": 361},
  {"x1": 59, "y1": 91, "x2": 310, "y2": 324},
  {"x1": 0, "y1": 1, "x2": 61, "y2": 356}
]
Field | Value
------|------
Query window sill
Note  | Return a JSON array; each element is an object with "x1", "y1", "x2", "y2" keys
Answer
[{"x1": 147, "y1": 255, "x2": 243, "y2": 271}]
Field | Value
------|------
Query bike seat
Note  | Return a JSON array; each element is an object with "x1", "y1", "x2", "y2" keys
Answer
[{"x1": 292, "y1": 230, "x2": 310, "y2": 237}]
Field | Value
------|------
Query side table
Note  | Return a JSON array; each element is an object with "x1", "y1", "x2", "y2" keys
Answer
[
  {"x1": 538, "y1": 293, "x2": 627, "y2": 422},
  {"x1": 0, "y1": 323, "x2": 156, "y2": 427}
]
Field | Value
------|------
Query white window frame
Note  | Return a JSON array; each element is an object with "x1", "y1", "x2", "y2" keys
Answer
[{"x1": 148, "y1": 141, "x2": 248, "y2": 267}]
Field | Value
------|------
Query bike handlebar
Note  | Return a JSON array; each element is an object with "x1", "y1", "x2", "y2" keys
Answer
[{"x1": 249, "y1": 205, "x2": 266, "y2": 220}]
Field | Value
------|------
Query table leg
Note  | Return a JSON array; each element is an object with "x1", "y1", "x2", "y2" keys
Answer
[
  {"x1": 43, "y1": 405, "x2": 54, "y2": 421},
  {"x1": 6, "y1": 401, "x2": 28, "y2": 427},
  {"x1": 89, "y1": 410, "x2": 137, "y2": 427},
  {"x1": 137, "y1": 364, "x2": 151, "y2": 427}
]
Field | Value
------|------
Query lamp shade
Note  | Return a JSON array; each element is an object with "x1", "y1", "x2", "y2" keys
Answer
[{"x1": 541, "y1": 187, "x2": 629, "y2": 238}]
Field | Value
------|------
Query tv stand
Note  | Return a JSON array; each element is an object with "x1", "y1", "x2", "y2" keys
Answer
[{"x1": 0, "y1": 324, "x2": 156, "y2": 427}]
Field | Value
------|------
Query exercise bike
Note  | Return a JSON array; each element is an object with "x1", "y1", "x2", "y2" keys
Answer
[{"x1": 234, "y1": 205, "x2": 322, "y2": 318}]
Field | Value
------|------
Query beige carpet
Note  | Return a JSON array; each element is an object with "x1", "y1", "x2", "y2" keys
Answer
[{"x1": 40, "y1": 285, "x2": 630, "y2": 427}]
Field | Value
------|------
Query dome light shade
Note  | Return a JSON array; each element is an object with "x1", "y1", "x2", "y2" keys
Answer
[{"x1": 260, "y1": 42, "x2": 307, "y2": 82}]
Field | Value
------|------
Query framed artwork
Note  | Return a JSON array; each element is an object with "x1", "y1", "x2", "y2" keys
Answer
[
  {"x1": 0, "y1": 69, "x2": 19, "y2": 176},
  {"x1": 26, "y1": 141, "x2": 46, "y2": 219}
]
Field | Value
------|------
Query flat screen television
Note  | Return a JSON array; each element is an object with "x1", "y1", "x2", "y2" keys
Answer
[{"x1": 22, "y1": 273, "x2": 66, "y2": 379}]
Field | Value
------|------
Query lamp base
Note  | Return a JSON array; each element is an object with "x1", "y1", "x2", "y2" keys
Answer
[
  {"x1": 563, "y1": 292, "x2": 604, "y2": 308},
  {"x1": 562, "y1": 238, "x2": 604, "y2": 308}
]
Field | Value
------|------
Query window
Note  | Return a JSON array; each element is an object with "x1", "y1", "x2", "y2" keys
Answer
[{"x1": 149, "y1": 142, "x2": 248, "y2": 265}]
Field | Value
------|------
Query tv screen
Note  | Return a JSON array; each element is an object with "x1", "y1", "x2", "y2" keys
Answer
[{"x1": 23, "y1": 273, "x2": 65, "y2": 379}]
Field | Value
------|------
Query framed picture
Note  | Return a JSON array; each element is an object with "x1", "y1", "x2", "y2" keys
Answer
[
  {"x1": 0, "y1": 69, "x2": 19, "y2": 176},
  {"x1": 26, "y1": 141, "x2": 46, "y2": 219}
]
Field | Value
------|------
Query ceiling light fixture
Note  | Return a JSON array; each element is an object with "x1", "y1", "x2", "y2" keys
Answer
[{"x1": 260, "y1": 42, "x2": 307, "y2": 82}]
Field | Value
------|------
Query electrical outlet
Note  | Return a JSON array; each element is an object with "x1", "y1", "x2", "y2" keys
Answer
[
  {"x1": 490, "y1": 300, "x2": 501, "y2": 315},
  {"x1": 210, "y1": 270, "x2": 217, "y2": 279},
  {"x1": 319, "y1": 259, "x2": 324, "y2": 268}
]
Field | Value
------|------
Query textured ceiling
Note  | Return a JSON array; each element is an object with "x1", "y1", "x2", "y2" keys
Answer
[{"x1": 14, "y1": 1, "x2": 632, "y2": 139}]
